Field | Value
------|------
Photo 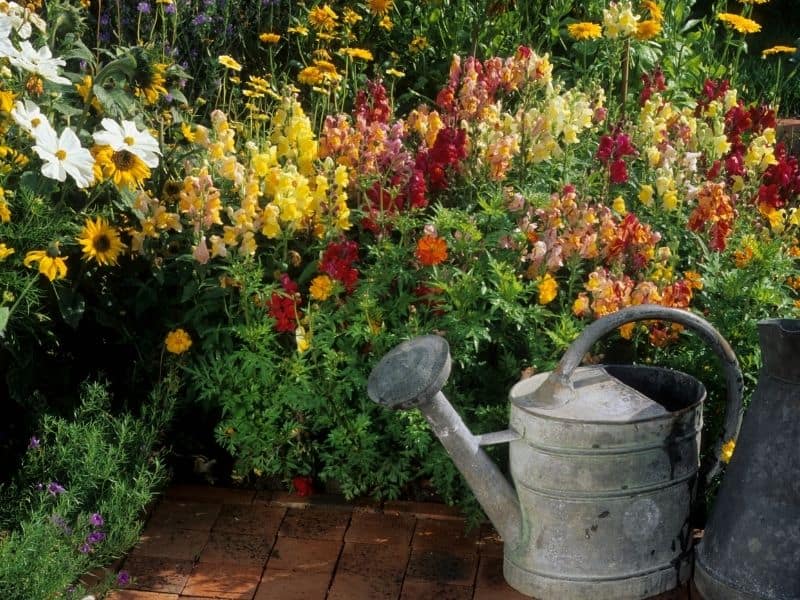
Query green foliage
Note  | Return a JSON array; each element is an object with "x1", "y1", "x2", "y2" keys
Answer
[{"x1": 0, "y1": 376, "x2": 178, "y2": 600}]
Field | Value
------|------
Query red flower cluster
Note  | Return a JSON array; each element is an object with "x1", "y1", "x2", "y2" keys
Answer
[
  {"x1": 355, "y1": 79, "x2": 391, "y2": 125},
  {"x1": 596, "y1": 131, "x2": 637, "y2": 184},
  {"x1": 362, "y1": 170, "x2": 428, "y2": 233},
  {"x1": 639, "y1": 68, "x2": 666, "y2": 105},
  {"x1": 696, "y1": 78, "x2": 730, "y2": 116},
  {"x1": 320, "y1": 240, "x2": 359, "y2": 292},
  {"x1": 416, "y1": 126, "x2": 468, "y2": 191},
  {"x1": 268, "y1": 274, "x2": 301, "y2": 333},
  {"x1": 292, "y1": 476, "x2": 314, "y2": 497},
  {"x1": 757, "y1": 144, "x2": 800, "y2": 211},
  {"x1": 717, "y1": 101, "x2": 776, "y2": 179}
]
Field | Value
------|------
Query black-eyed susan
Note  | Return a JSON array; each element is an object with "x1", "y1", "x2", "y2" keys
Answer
[
  {"x1": 717, "y1": 13, "x2": 761, "y2": 34},
  {"x1": 132, "y1": 62, "x2": 168, "y2": 105},
  {"x1": 93, "y1": 145, "x2": 151, "y2": 189},
  {"x1": 24, "y1": 243, "x2": 67, "y2": 281},
  {"x1": 567, "y1": 22, "x2": 603, "y2": 40},
  {"x1": 77, "y1": 217, "x2": 126, "y2": 266}
]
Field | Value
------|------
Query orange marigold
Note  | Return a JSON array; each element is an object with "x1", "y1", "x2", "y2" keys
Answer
[{"x1": 415, "y1": 235, "x2": 448, "y2": 266}]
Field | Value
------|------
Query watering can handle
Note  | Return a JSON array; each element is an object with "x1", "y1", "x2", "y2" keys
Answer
[{"x1": 544, "y1": 304, "x2": 744, "y2": 484}]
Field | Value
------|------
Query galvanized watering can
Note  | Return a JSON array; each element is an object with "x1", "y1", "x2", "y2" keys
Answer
[
  {"x1": 694, "y1": 318, "x2": 800, "y2": 600},
  {"x1": 368, "y1": 305, "x2": 744, "y2": 600}
]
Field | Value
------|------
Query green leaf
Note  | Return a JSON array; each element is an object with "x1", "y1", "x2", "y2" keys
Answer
[
  {"x1": 19, "y1": 171, "x2": 57, "y2": 198},
  {"x1": 0, "y1": 306, "x2": 9, "y2": 338},
  {"x1": 56, "y1": 287, "x2": 85, "y2": 329}
]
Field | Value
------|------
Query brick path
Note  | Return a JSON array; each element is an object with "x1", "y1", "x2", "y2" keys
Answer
[{"x1": 104, "y1": 484, "x2": 694, "y2": 600}]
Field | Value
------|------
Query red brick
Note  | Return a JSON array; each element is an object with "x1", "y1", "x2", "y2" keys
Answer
[
  {"x1": 399, "y1": 580, "x2": 473, "y2": 600},
  {"x1": 345, "y1": 511, "x2": 415, "y2": 545},
  {"x1": 182, "y1": 562, "x2": 262, "y2": 599},
  {"x1": 212, "y1": 504, "x2": 285, "y2": 537},
  {"x1": 106, "y1": 592, "x2": 178, "y2": 600},
  {"x1": 405, "y1": 547, "x2": 478, "y2": 587},
  {"x1": 337, "y1": 542, "x2": 408, "y2": 581},
  {"x1": 252, "y1": 490, "x2": 273, "y2": 504},
  {"x1": 412, "y1": 518, "x2": 478, "y2": 552},
  {"x1": 146, "y1": 500, "x2": 221, "y2": 532},
  {"x1": 166, "y1": 484, "x2": 255, "y2": 505},
  {"x1": 130, "y1": 528, "x2": 209, "y2": 561},
  {"x1": 121, "y1": 555, "x2": 193, "y2": 593},
  {"x1": 198, "y1": 532, "x2": 272, "y2": 566},
  {"x1": 266, "y1": 537, "x2": 340, "y2": 573},
  {"x1": 278, "y1": 507, "x2": 351, "y2": 541},
  {"x1": 384, "y1": 500, "x2": 464, "y2": 521},
  {"x1": 327, "y1": 571, "x2": 401, "y2": 600},
  {"x1": 254, "y1": 570, "x2": 331, "y2": 600}
]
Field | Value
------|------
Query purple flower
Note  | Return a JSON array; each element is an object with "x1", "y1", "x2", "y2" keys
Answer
[
  {"x1": 86, "y1": 530, "x2": 106, "y2": 544},
  {"x1": 79, "y1": 543, "x2": 92, "y2": 554},
  {"x1": 192, "y1": 14, "x2": 209, "y2": 25},
  {"x1": 116, "y1": 570, "x2": 131, "y2": 586},
  {"x1": 137, "y1": 2, "x2": 151, "y2": 13},
  {"x1": 165, "y1": 3, "x2": 176, "y2": 14},
  {"x1": 28, "y1": 436, "x2": 40, "y2": 449},
  {"x1": 89, "y1": 513, "x2": 104, "y2": 527},
  {"x1": 50, "y1": 514, "x2": 72, "y2": 535},
  {"x1": 48, "y1": 482, "x2": 66, "y2": 496}
]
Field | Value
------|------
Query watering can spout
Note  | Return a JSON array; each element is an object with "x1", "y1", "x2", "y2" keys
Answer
[{"x1": 367, "y1": 335, "x2": 522, "y2": 547}]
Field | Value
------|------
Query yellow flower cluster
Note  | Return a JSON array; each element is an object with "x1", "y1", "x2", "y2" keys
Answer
[{"x1": 130, "y1": 95, "x2": 352, "y2": 263}]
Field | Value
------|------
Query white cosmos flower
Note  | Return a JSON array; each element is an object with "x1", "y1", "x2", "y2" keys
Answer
[
  {"x1": 11, "y1": 99, "x2": 54, "y2": 138},
  {"x1": 32, "y1": 126, "x2": 95, "y2": 189},
  {"x1": 0, "y1": 14, "x2": 16, "y2": 57},
  {"x1": 93, "y1": 118, "x2": 162, "y2": 168},
  {"x1": 1, "y1": 1, "x2": 46, "y2": 39},
  {"x1": 8, "y1": 41, "x2": 70, "y2": 85}
]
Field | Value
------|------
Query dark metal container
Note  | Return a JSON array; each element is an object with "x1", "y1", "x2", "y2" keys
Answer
[{"x1": 695, "y1": 318, "x2": 800, "y2": 600}]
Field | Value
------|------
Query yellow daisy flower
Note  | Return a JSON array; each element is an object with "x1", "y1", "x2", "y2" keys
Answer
[
  {"x1": 340, "y1": 47, "x2": 373, "y2": 61},
  {"x1": 165, "y1": 328, "x2": 192, "y2": 354},
  {"x1": 0, "y1": 243, "x2": 14, "y2": 261},
  {"x1": 368, "y1": 0, "x2": 393, "y2": 15},
  {"x1": 76, "y1": 216, "x2": 126, "y2": 266},
  {"x1": 762, "y1": 45, "x2": 796, "y2": 57},
  {"x1": 259, "y1": 33, "x2": 281, "y2": 44},
  {"x1": 24, "y1": 244, "x2": 68, "y2": 281},
  {"x1": 635, "y1": 19, "x2": 662, "y2": 40},
  {"x1": 93, "y1": 145, "x2": 151, "y2": 189},
  {"x1": 308, "y1": 4, "x2": 338, "y2": 31},
  {"x1": 218, "y1": 55, "x2": 243, "y2": 71},
  {"x1": 717, "y1": 13, "x2": 761, "y2": 34},
  {"x1": 567, "y1": 22, "x2": 602, "y2": 40}
]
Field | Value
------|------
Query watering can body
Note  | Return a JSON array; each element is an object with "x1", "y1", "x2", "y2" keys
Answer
[
  {"x1": 368, "y1": 305, "x2": 743, "y2": 600},
  {"x1": 694, "y1": 319, "x2": 800, "y2": 600}
]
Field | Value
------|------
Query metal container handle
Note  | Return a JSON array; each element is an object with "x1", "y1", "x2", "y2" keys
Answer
[{"x1": 540, "y1": 304, "x2": 744, "y2": 483}]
